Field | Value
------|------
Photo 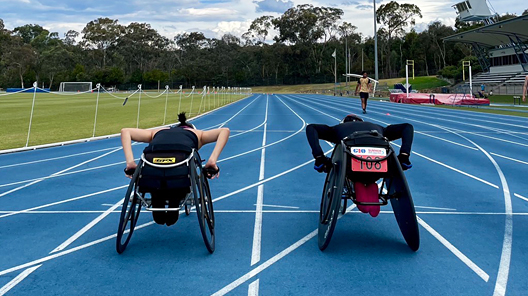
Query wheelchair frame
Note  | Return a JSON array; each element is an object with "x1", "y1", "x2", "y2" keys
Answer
[
  {"x1": 116, "y1": 149, "x2": 215, "y2": 254},
  {"x1": 318, "y1": 139, "x2": 420, "y2": 252}
]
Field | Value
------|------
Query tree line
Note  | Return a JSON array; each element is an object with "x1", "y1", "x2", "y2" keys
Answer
[{"x1": 0, "y1": 2, "x2": 526, "y2": 90}]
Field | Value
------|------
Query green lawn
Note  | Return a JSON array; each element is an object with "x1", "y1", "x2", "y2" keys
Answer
[
  {"x1": 0, "y1": 91, "x2": 245, "y2": 150},
  {"x1": 404, "y1": 76, "x2": 450, "y2": 90},
  {"x1": 433, "y1": 105, "x2": 528, "y2": 118}
]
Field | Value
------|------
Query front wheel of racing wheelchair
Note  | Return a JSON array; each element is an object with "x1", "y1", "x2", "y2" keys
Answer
[
  {"x1": 318, "y1": 131, "x2": 420, "y2": 251},
  {"x1": 116, "y1": 148, "x2": 215, "y2": 254}
]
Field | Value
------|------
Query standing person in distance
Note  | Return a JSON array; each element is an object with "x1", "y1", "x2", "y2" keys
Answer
[{"x1": 355, "y1": 71, "x2": 372, "y2": 114}]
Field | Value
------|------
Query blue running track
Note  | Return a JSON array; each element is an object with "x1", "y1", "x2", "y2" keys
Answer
[{"x1": 1, "y1": 94, "x2": 528, "y2": 295}]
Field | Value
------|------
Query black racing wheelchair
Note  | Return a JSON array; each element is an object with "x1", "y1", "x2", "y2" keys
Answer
[
  {"x1": 318, "y1": 131, "x2": 420, "y2": 251},
  {"x1": 116, "y1": 143, "x2": 215, "y2": 254}
]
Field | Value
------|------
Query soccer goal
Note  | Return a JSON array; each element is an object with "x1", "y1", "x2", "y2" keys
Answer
[{"x1": 58, "y1": 82, "x2": 93, "y2": 92}]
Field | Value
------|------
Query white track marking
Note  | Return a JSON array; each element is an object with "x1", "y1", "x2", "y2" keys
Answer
[
  {"x1": 0, "y1": 222, "x2": 155, "y2": 277},
  {"x1": 0, "y1": 147, "x2": 118, "y2": 169},
  {"x1": 0, "y1": 185, "x2": 127, "y2": 219},
  {"x1": 514, "y1": 193, "x2": 528, "y2": 202},
  {"x1": 218, "y1": 95, "x2": 260, "y2": 128},
  {"x1": 218, "y1": 98, "x2": 306, "y2": 163},
  {"x1": 0, "y1": 265, "x2": 42, "y2": 296},
  {"x1": 257, "y1": 204, "x2": 300, "y2": 209},
  {"x1": 248, "y1": 279, "x2": 259, "y2": 296},
  {"x1": 211, "y1": 203, "x2": 357, "y2": 296},
  {"x1": 0, "y1": 147, "x2": 122, "y2": 198},
  {"x1": 490, "y1": 153, "x2": 528, "y2": 166},
  {"x1": 414, "y1": 206, "x2": 456, "y2": 211},
  {"x1": 3, "y1": 210, "x2": 528, "y2": 215},
  {"x1": 251, "y1": 96, "x2": 268, "y2": 267},
  {"x1": 50, "y1": 199, "x2": 123, "y2": 253},
  {"x1": 417, "y1": 217, "x2": 489, "y2": 282}
]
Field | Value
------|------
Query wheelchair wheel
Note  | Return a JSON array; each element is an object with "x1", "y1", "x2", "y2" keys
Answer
[
  {"x1": 318, "y1": 144, "x2": 347, "y2": 251},
  {"x1": 191, "y1": 155, "x2": 215, "y2": 253},
  {"x1": 385, "y1": 154, "x2": 420, "y2": 252},
  {"x1": 116, "y1": 163, "x2": 143, "y2": 254}
]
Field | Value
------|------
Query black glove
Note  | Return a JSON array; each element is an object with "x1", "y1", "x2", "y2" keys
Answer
[
  {"x1": 203, "y1": 166, "x2": 220, "y2": 179},
  {"x1": 397, "y1": 154, "x2": 412, "y2": 170},
  {"x1": 124, "y1": 167, "x2": 136, "y2": 176},
  {"x1": 314, "y1": 155, "x2": 332, "y2": 173}
]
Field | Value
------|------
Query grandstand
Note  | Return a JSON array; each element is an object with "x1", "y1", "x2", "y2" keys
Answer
[{"x1": 444, "y1": 4, "x2": 528, "y2": 95}]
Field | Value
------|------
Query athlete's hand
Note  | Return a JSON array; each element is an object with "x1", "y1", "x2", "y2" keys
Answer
[
  {"x1": 204, "y1": 160, "x2": 220, "y2": 179},
  {"x1": 124, "y1": 161, "x2": 137, "y2": 178},
  {"x1": 314, "y1": 155, "x2": 332, "y2": 173}
]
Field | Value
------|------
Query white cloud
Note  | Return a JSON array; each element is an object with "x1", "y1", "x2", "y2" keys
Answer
[{"x1": 0, "y1": 0, "x2": 524, "y2": 41}]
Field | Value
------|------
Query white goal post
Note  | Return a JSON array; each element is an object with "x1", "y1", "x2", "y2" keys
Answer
[{"x1": 58, "y1": 82, "x2": 93, "y2": 92}]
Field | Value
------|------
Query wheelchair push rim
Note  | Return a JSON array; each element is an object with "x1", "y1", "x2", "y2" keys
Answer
[
  {"x1": 116, "y1": 162, "x2": 143, "y2": 254},
  {"x1": 385, "y1": 153, "x2": 420, "y2": 252},
  {"x1": 318, "y1": 144, "x2": 346, "y2": 251},
  {"x1": 191, "y1": 153, "x2": 215, "y2": 253}
]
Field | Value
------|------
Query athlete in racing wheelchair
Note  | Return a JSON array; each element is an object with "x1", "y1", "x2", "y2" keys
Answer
[
  {"x1": 116, "y1": 113, "x2": 229, "y2": 254},
  {"x1": 306, "y1": 114, "x2": 420, "y2": 251}
]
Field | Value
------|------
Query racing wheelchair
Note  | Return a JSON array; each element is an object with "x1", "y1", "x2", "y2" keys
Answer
[
  {"x1": 116, "y1": 143, "x2": 215, "y2": 254},
  {"x1": 318, "y1": 131, "x2": 420, "y2": 251}
]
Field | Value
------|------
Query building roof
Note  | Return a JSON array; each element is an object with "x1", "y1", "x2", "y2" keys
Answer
[{"x1": 444, "y1": 15, "x2": 528, "y2": 47}]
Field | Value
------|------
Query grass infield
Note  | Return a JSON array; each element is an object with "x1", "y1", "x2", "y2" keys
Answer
[{"x1": 0, "y1": 91, "x2": 246, "y2": 150}]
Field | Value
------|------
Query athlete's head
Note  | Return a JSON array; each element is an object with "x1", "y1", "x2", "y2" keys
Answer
[
  {"x1": 176, "y1": 112, "x2": 196, "y2": 129},
  {"x1": 361, "y1": 71, "x2": 368, "y2": 78},
  {"x1": 341, "y1": 114, "x2": 364, "y2": 123}
]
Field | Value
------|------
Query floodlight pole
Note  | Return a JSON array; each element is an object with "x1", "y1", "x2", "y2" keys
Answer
[{"x1": 373, "y1": 0, "x2": 379, "y2": 81}]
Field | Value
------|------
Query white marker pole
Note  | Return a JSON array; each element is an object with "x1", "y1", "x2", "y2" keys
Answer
[
  {"x1": 189, "y1": 86, "x2": 196, "y2": 117},
  {"x1": 92, "y1": 83, "x2": 101, "y2": 137},
  {"x1": 136, "y1": 84, "x2": 142, "y2": 128},
  {"x1": 163, "y1": 85, "x2": 169, "y2": 125},
  {"x1": 469, "y1": 65, "x2": 473, "y2": 98},
  {"x1": 406, "y1": 64, "x2": 409, "y2": 99},
  {"x1": 178, "y1": 85, "x2": 183, "y2": 114},
  {"x1": 25, "y1": 82, "x2": 38, "y2": 147}
]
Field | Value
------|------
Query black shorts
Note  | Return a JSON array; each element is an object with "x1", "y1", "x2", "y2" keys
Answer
[{"x1": 360, "y1": 92, "x2": 369, "y2": 100}]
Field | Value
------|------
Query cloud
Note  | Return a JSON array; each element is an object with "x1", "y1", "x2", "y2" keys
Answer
[
  {"x1": 356, "y1": 4, "x2": 373, "y2": 10},
  {"x1": 253, "y1": 0, "x2": 293, "y2": 13}
]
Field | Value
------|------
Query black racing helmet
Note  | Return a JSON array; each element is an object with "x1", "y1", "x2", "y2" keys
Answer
[{"x1": 341, "y1": 114, "x2": 364, "y2": 123}]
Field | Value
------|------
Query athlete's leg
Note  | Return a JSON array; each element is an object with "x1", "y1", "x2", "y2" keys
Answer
[{"x1": 383, "y1": 123, "x2": 414, "y2": 155}]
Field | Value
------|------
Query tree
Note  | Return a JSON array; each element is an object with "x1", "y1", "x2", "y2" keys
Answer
[
  {"x1": 523, "y1": 9, "x2": 528, "y2": 16},
  {"x1": 64, "y1": 30, "x2": 79, "y2": 46},
  {"x1": 242, "y1": 15, "x2": 274, "y2": 45},
  {"x1": 376, "y1": 1, "x2": 422, "y2": 77},
  {"x1": 13, "y1": 24, "x2": 46, "y2": 44},
  {"x1": 82, "y1": 18, "x2": 123, "y2": 68}
]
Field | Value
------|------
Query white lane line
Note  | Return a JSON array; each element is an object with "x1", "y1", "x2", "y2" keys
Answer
[
  {"x1": 514, "y1": 193, "x2": 528, "y2": 202},
  {"x1": 0, "y1": 185, "x2": 127, "y2": 219},
  {"x1": 0, "y1": 147, "x2": 118, "y2": 170},
  {"x1": 417, "y1": 216, "x2": 489, "y2": 282},
  {"x1": 248, "y1": 279, "x2": 259, "y2": 296},
  {"x1": 0, "y1": 222, "x2": 155, "y2": 277},
  {"x1": 3, "y1": 210, "x2": 528, "y2": 215},
  {"x1": 0, "y1": 147, "x2": 122, "y2": 198},
  {"x1": 211, "y1": 203, "x2": 358, "y2": 296},
  {"x1": 251, "y1": 96, "x2": 269, "y2": 267},
  {"x1": 0, "y1": 265, "x2": 42, "y2": 296},
  {"x1": 218, "y1": 98, "x2": 306, "y2": 163},
  {"x1": 257, "y1": 204, "x2": 300, "y2": 209},
  {"x1": 414, "y1": 206, "x2": 457, "y2": 211},
  {"x1": 218, "y1": 95, "x2": 260, "y2": 128},
  {"x1": 491, "y1": 153, "x2": 528, "y2": 166},
  {"x1": 50, "y1": 199, "x2": 123, "y2": 253},
  {"x1": 412, "y1": 151, "x2": 498, "y2": 189}
]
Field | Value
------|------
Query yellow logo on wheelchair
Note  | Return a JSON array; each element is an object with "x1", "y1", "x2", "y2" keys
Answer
[{"x1": 153, "y1": 157, "x2": 176, "y2": 164}]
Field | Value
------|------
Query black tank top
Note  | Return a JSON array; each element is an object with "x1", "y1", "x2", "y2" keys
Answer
[{"x1": 145, "y1": 127, "x2": 199, "y2": 153}]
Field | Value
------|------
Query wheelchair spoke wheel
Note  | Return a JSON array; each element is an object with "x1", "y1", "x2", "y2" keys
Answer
[
  {"x1": 385, "y1": 154, "x2": 420, "y2": 252},
  {"x1": 318, "y1": 145, "x2": 346, "y2": 251},
  {"x1": 192, "y1": 156, "x2": 215, "y2": 253},
  {"x1": 116, "y1": 165, "x2": 142, "y2": 254}
]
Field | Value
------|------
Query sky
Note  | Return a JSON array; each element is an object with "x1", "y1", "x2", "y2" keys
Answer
[{"x1": 0, "y1": 0, "x2": 525, "y2": 41}]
